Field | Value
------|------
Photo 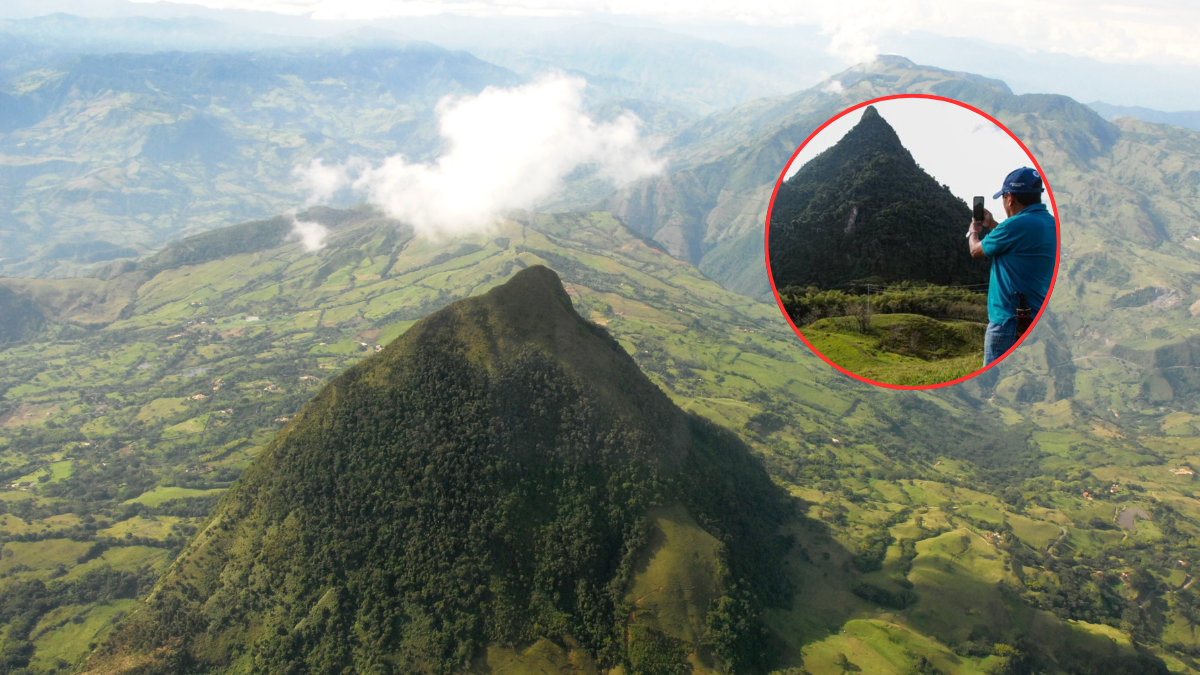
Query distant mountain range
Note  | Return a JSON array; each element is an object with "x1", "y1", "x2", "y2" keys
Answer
[
  {"x1": 0, "y1": 42, "x2": 520, "y2": 277},
  {"x1": 1088, "y1": 101, "x2": 1200, "y2": 133}
]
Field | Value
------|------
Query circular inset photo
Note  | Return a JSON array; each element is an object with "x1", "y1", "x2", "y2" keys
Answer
[{"x1": 765, "y1": 95, "x2": 1059, "y2": 389}]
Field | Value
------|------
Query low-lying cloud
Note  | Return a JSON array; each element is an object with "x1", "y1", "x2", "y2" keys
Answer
[
  {"x1": 288, "y1": 216, "x2": 329, "y2": 251},
  {"x1": 294, "y1": 73, "x2": 664, "y2": 237}
]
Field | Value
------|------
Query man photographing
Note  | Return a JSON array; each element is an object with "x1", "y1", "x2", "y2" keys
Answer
[{"x1": 967, "y1": 167, "x2": 1057, "y2": 366}]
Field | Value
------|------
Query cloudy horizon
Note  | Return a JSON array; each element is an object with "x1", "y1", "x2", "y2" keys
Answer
[{"x1": 102, "y1": 0, "x2": 1200, "y2": 68}]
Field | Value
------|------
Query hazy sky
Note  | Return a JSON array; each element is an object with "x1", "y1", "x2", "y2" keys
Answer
[
  {"x1": 783, "y1": 99, "x2": 1037, "y2": 219},
  {"x1": 126, "y1": 0, "x2": 1200, "y2": 66}
]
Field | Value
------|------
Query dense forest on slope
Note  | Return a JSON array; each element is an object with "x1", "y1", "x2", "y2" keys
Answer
[
  {"x1": 84, "y1": 266, "x2": 794, "y2": 674},
  {"x1": 767, "y1": 106, "x2": 985, "y2": 291}
]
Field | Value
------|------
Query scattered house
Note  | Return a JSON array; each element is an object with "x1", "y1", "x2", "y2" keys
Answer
[
  {"x1": 246, "y1": 316, "x2": 260, "y2": 322},
  {"x1": 1174, "y1": 467, "x2": 1195, "y2": 476},
  {"x1": 275, "y1": 416, "x2": 292, "y2": 423},
  {"x1": 212, "y1": 386, "x2": 220, "y2": 391},
  {"x1": 1083, "y1": 491, "x2": 1093, "y2": 500},
  {"x1": 300, "y1": 375, "x2": 318, "y2": 381},
  {"x1": 167, "y1": 333, "x2": 186, "y2": 340},
  {"x1": 190, "y1": 394, "x2": 207, "y2": 400},
  {"x1": 189, "y1": 301, "x2": 202, "y2": 306},
  {"x1": 263, "y1": 384, "x2": 278, "y2": 391},
  {"x1": 374, "y1": 344, "x2": 382, "y2": 352},
  {"x1": 831, "y1": 438, "x2": 840, "y2": 443},
  {"x1": 1110, "y1": 484, "x2": 1121, "y2": 494}
]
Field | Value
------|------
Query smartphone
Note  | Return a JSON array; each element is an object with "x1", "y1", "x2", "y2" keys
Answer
[{"x1": 973, "y1": 196, "x2": 985, "y2": 222}]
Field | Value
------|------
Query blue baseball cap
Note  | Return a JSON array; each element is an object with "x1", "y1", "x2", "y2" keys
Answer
[{"x1": 993, "y1": 167, "x2": 1044, "y2": 199}]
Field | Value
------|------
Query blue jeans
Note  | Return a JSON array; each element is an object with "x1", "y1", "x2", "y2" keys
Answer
[{"x1": 984, "y1": 318, "x2": 1019, "y2": 367}]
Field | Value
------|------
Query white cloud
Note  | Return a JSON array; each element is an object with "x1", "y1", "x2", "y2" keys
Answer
[
  {"x1": 288, "y1": 216, "x2": 329, "y2": 251},
  {"x1": 295, "y1": 73, "x2": 663, "y2": 236},
  {"x1": 294, "y1": 158, "x2": 357, "y2": 205},
  {"x1": 823, "y1": 79, "x2": 845, "y2": 93}
]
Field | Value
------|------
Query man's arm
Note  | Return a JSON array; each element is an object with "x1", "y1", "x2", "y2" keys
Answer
[
  {"x1": 968, "y1": 226, "x2": 987, "y2": 259},
  {"x1": 967, "y1": 210, "x2": 998, "y2": 259}
]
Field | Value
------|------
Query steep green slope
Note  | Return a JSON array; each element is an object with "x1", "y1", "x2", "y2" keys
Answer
[{"x1": 768, "y1": 105, "x2": 983, "y2": 290}]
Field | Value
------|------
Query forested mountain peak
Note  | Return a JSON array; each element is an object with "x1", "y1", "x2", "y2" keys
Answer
[
  {"x1": 834, "y1": 104, "x2": 907, "y2": 158},
  {"x1": 767, "y1": 105, "x2": 984, "y2": 290},
  {"x1": 83, "y1": 263, "x2": 793, "y2": 675}
]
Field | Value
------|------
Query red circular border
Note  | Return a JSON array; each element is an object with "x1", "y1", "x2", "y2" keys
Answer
[{"x1": 764, "y1": 93, "x2": 1062, "y2": 390}]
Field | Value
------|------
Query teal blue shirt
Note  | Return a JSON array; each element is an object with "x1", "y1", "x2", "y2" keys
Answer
[{"x1": 980, "y1": 203, "x2": 1056, "y2": 325}]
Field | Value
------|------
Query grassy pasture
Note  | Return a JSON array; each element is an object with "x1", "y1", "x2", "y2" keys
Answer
[{"x1": 123, "y1": 486, "x2": 226, "y2": 507}]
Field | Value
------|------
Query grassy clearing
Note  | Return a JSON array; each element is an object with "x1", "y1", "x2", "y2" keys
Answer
[
  {"x1": 29, "y1": 599, "x2": 139, "y2": 672},
  {"x1": 800, "y1": 314, "x2": 984, "y2": 385},
  {"x1": 0, "y1": 539, "x2": 92, "y2": 574},
  {"x1": 798, "y1": 619, "x2": 995, "y2": 675},
  {"x1": 123, "y1": 486, "x2": 225, "y2": 507},
  {"x1": 65, "y1": 546, "x2": 171, "y2": 578},
  {"x1": 625, "y1": 504, "x2": 721, "y2": 644},
  {"x1": 99, "y1": 515, "x2": 182, "y2": 540}
]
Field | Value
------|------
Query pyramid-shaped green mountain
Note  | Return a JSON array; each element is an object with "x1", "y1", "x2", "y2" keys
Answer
[
  {"x1": 768, "y1": 106, "x2": 987, "y2": 290},
  {"x1": 86, "y1": 265, "x2": 792, "y2": 675}
]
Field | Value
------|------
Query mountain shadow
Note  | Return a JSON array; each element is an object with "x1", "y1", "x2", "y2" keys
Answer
[
  {"x1": 84, "y1": 265, "x2": 794, "y2": 675},
  {"x1": 768, "y1": 105, "x2": 987, "y2": 291}
]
